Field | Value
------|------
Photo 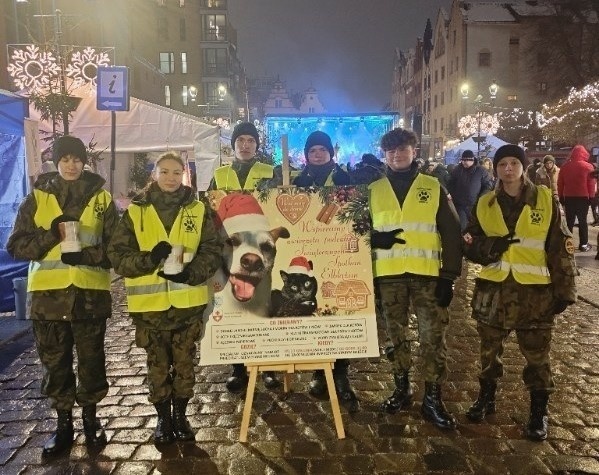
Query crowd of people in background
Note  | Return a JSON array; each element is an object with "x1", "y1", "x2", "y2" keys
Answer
[{"x1": 6, "y1": 123, "x2": 598, "y2": 458}]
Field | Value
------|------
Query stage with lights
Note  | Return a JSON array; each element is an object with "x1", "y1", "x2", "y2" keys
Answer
[{"x1": 264, "y1": 113, "x2": 398, "y2": 167}]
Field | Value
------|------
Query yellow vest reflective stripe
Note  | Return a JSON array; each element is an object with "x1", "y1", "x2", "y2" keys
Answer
[
  {"x1": 28, "y1": 189, "x2": 111, "y2": 291},
  {"x1": 124, "y1": 201, "x2": 208, "y2": 312},
  {"x1": 477, "y1": 186, "x2": 552, "y2": 284},
  {"x1": 369, "y1": 174, "x2": 441, "y2": 277},
  {"x1": 214, "y1": 162, "x2": 273, "y2": 190}
]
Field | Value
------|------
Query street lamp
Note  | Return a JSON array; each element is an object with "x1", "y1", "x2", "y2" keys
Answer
[
  {"x1": 461, "y1": 80, "x2": 499, "y2": 158},
  {"x1": 188, "y1": 85, "x2": 197, "y2": 102}
]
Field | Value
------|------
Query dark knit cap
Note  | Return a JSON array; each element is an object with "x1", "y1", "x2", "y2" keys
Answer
[
  {"x1": 493, "y1": 144, "x2": 526, "y2": 170},
  {"x1": 231, "y1": 122, "x2": 260, "y2": 150},
  {"x1": 543, "y1": 154, "x2": 555, "y2": 164},
  {"x1": 52, "y1": 135, "x2": 87, "y2": 165},
  {"x1": 461, "y1": 149, "x2": 475, "y2": 159},
  {"x1": 304, "y1": 131, "x2": 335, "y2": 159}
]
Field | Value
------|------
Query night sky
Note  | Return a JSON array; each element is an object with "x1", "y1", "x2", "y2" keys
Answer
[{"x1": 228, "y1": 0, "x2": 451, "y2": 113}]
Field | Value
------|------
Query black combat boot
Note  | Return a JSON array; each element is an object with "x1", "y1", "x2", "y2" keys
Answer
[
  {"x1": 381, "y1": 371, "x2": 413, "y2": 413},
  {"x1": 172, "y1": 398, "x2": 195, "y2": 441},
  {"x1": 262, "y1": 371, "x2": 281, "y2": 390},
  {"x1": 153, "y1": 399, "x2": 174, "y2": 444},
  {"x1": 308, "y1": 370, "x2": 327, "y2": 397},
  {"x1": 466, "y1": 379, "x2": 497, "y2": 422},
  {"x1": 82, "y1": 404, "x2": 107, "y2": 446},
  {"x1": 42, "y1": 409, "x2": 74, "y2": 456},
  {"x1": 525, "y1": 389, "x2": 549, "y2": 441},
  {"x1": 226, "y1": 364, "x2": 249, "y2": 393},
  {"x1": 333, "y1": 364, "x2": 359, "y2": 412},
  {"x1": 421, "y1": 382, "x2": 457, "y2": 430}
]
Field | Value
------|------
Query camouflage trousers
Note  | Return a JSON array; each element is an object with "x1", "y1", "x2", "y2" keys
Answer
[
  {"x1": 135, "y1": 320, "x2": 203, "y2": 403},
  {"x1": 378, "y1": 278, "x2": 449, "y2": 383},
  {"x1": 476, "y1": 322, "x2": 555, "y2": 392},
  {"x1": 32, "y1": 319, "x2": 108, "y2": 411}
]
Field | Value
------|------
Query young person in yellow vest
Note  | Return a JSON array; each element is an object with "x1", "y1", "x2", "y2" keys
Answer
[
  {"x1": 208, "y1": 121, "x2": 282, "y2": 393},
  {"x1": 370, "y1": 127, "x2": 463, "y2": 430},
  {"x1": 293, "y1": 131, "x2": 351, "y2": 187},
  {"x1": 7, "y1": 135, "x2": 118, "y2": 456},
  {"x1": 107, "y1": 153, "x2": 223, "y2": 444},
  {"x1": 463, "y1": 144, "x2": 577, "y2": 441},
  {"x1": 208, "y1": 121, "x2": 274, "y2": 191}
]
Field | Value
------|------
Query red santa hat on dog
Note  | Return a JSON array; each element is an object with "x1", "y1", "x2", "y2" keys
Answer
[
  {"x1": 287, "y1": 256, "x2": 313, "y2": 276},
  {"x1": 216, "y1": 193, "x2": 269, "y2": 235}
]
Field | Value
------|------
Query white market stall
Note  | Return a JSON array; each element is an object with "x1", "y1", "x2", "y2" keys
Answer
[{"x1": 444, "y1": 134, "x2": 508, "y2": 164}]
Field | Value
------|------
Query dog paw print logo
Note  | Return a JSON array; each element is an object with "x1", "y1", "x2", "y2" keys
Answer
[
  {"x1": 94, "y1": 202, "x2": 105, "y2": 219},
  {"x1": 212, "y1": 310, "x2": 223, "y2": 322},
  {"x1": 530, "y1": 211, "x2": 543, "y2": 225},
  {"x1": 417, "y1": 189, "x2": 431, "y2": 203},
  {"x1": 183, "y1": 216, "x2": 197, "y2": 233}
]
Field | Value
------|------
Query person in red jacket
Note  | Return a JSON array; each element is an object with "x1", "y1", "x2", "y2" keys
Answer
[{"x1": 557, "y1": 145, "x2": 597, "y2": 252}]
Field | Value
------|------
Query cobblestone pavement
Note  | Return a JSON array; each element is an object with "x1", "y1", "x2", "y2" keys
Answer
[{"x1": 1, "y1": 262, "x2": 598, "y2": 475}]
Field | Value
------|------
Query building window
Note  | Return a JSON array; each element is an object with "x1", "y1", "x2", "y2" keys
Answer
[
  {"x1": 275, "y1": 99, "x2": 282, "y2": 108},
  {"x1": 441, "y1": 118, "x2": 444, "y2": 131},
  {"x1": 181, "y1": 52, "x2": 187, "y2": 74},
  {"x1": 441, "y1": 91, "x2": 444, "y2": 105},
  {"x1": 434, "y1": 94, "x2": 437, "y2": 108},
  {"x1": 157, "y1": 17, "x2": 168, "y2": 40},
  {"x1": 180, "y1": 18, "x2": 186, "y2": 41},
  {"x1": 478, "y1": 50, "x2": 491, "y2": 67},
  {"x1": 538, "y1": 82, "x2": 547, "y2": 95},
  {"x1": 165, "y1": 85, "x2": 171, "y2": 106},
  {"x1": 180, "y1": 0, "x2": 185, "y2": 6},
  {"x1": 453, "y1": 30, "x2": 456, "y2": 45},
  {"x1": 441, "y1": 66, "x2": 445, "y2": 80},
  {"x1": 204, "y1": 48, "x2": 227, "y2": 75},
  {"x1": 434, "y1": 70, "x2": 438, "y2": 84},
  {"x1": 456, "y1": 56, "x2": 459, "y2": 72},
  {"x1": 203, "y1": 14, "x2": 227, "y2": 41},
  {"x1": 159, "y1": 52, "x2": 175, "y2": 74},
  {"x1": 509, "y1": 37, "x2": 519, "y2": 45},
  {"x1": 204, "y1": 82, "x2": 226, "y2": 104},
  {"x1": 507, "y1": 95, "x2": 518, "y2": 101},
  {"x1": 434, "y1": 119, "x2": 437, "y2": 133},
  {"x1": 182, "y1": 85, "x2": 188, "y2": 106}
]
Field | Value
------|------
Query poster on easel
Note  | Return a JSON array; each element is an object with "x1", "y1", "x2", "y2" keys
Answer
[{"x1": 198, "y1": 186, "x2": 379, "y2": 365}]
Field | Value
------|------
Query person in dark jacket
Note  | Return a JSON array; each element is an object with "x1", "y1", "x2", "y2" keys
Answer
[
  {"x1": 350, "y1": 153, "x2": 385, "y2": 185},
  {"x1": 294, "y1": 131, "x2": 351, "y2": 187},
  {"x1": 557, "y1": 145, "x2": 597, "y2": 252},
  {"x1": 463, "y1": 144, "x2": 577, "y2": 441},
  {"x1": 7, "y1": 135, "x2": 118, "y2": 456},
  {"x1": 108, "y1": 152, "x2": 223, "y2": 444},
  {"x1": 371, "y1": 128, "x2": 462, "y2": 430},
  {"x1": 448, "y1": 150, "x2": 494, "y2": 230}
]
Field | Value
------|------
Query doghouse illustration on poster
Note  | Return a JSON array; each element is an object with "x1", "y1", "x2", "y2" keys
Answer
[{"x1": 199, "y1": 186, "x2": 379, "y2": 365}]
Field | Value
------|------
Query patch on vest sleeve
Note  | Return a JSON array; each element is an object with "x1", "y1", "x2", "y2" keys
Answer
[
  {"x1": 564, "y1": 237, "x2": 575, "y2": 255},
  {"x1": 462, "y1": 233, "x2": 473, "y2": 245}
]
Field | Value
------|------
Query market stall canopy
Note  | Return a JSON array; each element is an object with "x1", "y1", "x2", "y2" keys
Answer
[{"x1": 444, "y1": 134, "x2": 508, "y2": 164}]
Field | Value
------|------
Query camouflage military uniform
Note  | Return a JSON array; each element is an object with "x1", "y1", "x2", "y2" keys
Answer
[
  {"x1": 6, "y1": 171, "x2": 118, "y2": 410},
  {"x1": 107, "y1": 183, "x2": 222, "y2": 403},
  {"x1": 375, "y1": 162, "x2": 463, "y2": 382},
  {"x1": 464, "y1": 183, "x2": 577, "y2": 391}
]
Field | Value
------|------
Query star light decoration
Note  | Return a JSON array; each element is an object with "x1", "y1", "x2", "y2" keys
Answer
[
  {"x1": 457, "y1": 113, "x2": 499, "y2": 137},
  {"x1": 7, "y1": 45, "x2": 112, "y2": 91}
]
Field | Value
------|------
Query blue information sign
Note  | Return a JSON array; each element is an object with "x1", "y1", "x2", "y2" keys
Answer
[{"x1": 96, "y1": 66, "x2": 130, "y2": 111}]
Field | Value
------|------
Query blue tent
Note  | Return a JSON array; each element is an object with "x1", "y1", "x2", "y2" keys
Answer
[{"x1": 0, "y1": 90, "x2": 29, "y2": 312}]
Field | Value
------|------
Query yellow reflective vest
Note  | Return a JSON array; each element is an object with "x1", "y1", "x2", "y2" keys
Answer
[
  {"x1": 214, "y1": 162, "x2": 273, "y2": 190},
  {"x1": 28, "y1": 189, "x2": 111, "y2": 292},
  {"x1": 369, "y1": 174, "x2": 441, "y2": 278},
  {"x1": 124, "y1": 201, "x2": 208, "y2": 312},
  {"x1": 477, "y1": 186, "x2": 552, "y2": 284}
]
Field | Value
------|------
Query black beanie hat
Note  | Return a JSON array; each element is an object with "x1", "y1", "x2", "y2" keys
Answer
[
  {"x1": 461, "y1": 149, "x2": 475, "y2": 159},
  {"x1": 52, "y1": 135, "x2": 88, "y2": 166},
  {"x1": 231, "y1": 122, "x2": 260, "y2": 150},
  {"x1": 304, "y1": 131, "x2": 334, "y2": 159},
  {"x1": 493, "y1": 144, "x2": 526, "y2": 170}
]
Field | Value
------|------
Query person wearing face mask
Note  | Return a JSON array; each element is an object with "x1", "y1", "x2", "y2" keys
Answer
[
  {"x1": 6, "y1": 135, "x2": 119, "y2": 456},
  {"x1": 208, "y1": 121, "x2": 281, "y2": 393},
  {"x1": 370, "y1": 128, "x2": 462, "y2": 430},
  {"x1": 108, "y1": 152, "x2": 223, "y2": 445},
  {"x1": 463, "y1": 144, "x2": 577, "y2": 441},
  {"x1": 448, "y1": 150, "x2": 494, "y2": 230}
]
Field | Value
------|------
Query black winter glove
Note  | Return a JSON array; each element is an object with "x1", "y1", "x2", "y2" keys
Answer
[
  {"x1": 61, "y1": 252, "x2": 83, "y2": 266},
  {"x1": 293, "y1": 171, "x2": 313, "y2": 188},
  {"x1": 150, "y1": 241, "x2": 172, "y2": 265},
  {"x1": 490, "y1": 232, "x2": 520, "y2": 256},
  {"x1": 157, "y1": 269, "x2": 190, "y2": 284},
  {"x1": 434, "y1": 278, "x2": 454, "y2": 308},
  {"x1": 553, "y1": 299, "x2": 570, "y2": 315},
  {"x1": 50, "y1": 215, "x2": 78, "y2": 239},
  {"x1": 370, "y1": 229, "x2": 406, "y2": 250}
]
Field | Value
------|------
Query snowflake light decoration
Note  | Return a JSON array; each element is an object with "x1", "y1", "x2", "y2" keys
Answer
[
  {"x1": 458, "y1": 115, "x2": 477, "y2": 137},
  {"x1": 7, "y1": 45, "x2": 60, "y2": 90},
  {"x1": 458, "y1": 113, "x2": 499, "y2": 137},
  {"x1": 66, "y1": 47, "x2": 111, "y2": 87},
  {"x1": 480, "y1": 114, "x2": 500, "y2": 135}
]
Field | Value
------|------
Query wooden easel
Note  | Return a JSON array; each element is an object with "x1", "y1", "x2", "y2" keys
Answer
[{"x1": 239, "y1": 359, "x2": 346, "y2": 442}]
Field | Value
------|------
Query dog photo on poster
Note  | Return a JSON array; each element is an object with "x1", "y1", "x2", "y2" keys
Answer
[{"x1": 199, "y1": 186, "x2": 379, "y2": 365}]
